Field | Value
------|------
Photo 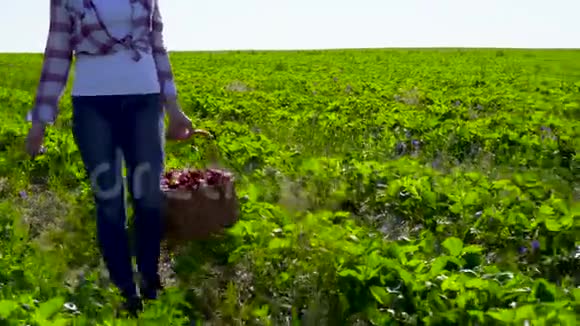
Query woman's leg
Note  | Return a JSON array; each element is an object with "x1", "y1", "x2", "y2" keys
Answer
[
  {"x1": 118, "y1": 93, "x2": 165, "y2": 299},
  {"x1": 71, "y1": 96, "x2": 139, "y2": 301}
]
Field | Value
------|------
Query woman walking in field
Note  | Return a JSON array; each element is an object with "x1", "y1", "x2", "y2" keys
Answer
[{"x1": 25, "y1": 0, "x2": 207, "y2": 317}]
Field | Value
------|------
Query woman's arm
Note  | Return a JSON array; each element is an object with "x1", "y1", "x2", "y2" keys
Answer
[
  {"x1": 150, "y1": 0, "x2": 178, "y2": 108},
  {"x1": 27, "y1": 0, "x2": 73, "y2": 125}
]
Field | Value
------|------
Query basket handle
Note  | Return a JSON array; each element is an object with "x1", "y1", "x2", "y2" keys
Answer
[{"x1": 166, "y1": 127, "x2": 221, "y2": 168}]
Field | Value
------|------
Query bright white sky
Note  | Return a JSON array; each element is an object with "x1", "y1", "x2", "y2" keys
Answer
[{"x1": 1, "y1": 0, "x2": 578, "y2": 52}]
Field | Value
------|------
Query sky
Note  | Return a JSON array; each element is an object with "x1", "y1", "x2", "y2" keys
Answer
[{"x1": 1, "y1": 0, "x2": 578, "y2": 53}]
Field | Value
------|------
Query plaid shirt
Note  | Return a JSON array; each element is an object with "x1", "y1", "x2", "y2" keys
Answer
[{"x1": 28, "y1": 0, "x2": 177, "y2": 124}]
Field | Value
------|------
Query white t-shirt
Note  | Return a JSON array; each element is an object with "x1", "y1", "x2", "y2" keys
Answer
[{"x1": 71, "y1": 0, "x2": 161, "y2": 96}]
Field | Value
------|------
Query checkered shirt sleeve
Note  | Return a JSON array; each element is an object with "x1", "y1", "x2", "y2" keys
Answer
[
  {"x1": 27, "y1": 0, "x2": 73, "y2": 124},
  {"x1": 150, "y1": 0, "x2": 178, "y2": 103}
]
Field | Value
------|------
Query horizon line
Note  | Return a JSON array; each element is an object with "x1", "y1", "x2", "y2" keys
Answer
[{"x1": 1, "y1": 46, "x2": 579, "y2": 55}]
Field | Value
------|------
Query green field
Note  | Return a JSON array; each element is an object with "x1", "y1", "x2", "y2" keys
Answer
[{"x1": 0, "y1": 48, "x2": 578, "y2": 325}]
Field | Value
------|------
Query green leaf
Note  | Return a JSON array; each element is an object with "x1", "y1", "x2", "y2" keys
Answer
[
  {"x1": 268, "y1": 238, "x2": 290, "y2": 249},
  {"x1": 514, "y1": 305, "x2": 536, "y2": 321},
  {"x1": 462, "y1": 245, "x2": 484, "y2": 254},
  {"x1": 463, "y1": 191, "x2": 479, "y2": 206},
  {"x1": 441, "y1": 274, "x2": 462, "y2": 291},
  {"x1": 37, "y1": 296, "x2": 65, "y2": 320},
  {"x1": 429, "y1": 256, "x2": 449, "y2": 277},
  {"x1": 442, "y1": 237, "x2": 464, "y2": 257},
  {"x1": 544, "y1": 218, "x2": 562, "y2": 232},
  {"x1": 396, "y1": 266, "x2": 414, "y2": 285},
  {"x1": 422, "y1": 190, "x2": 437, "y2": 208},
  {"x1": 467, "y1": 310, "x2": 485, "y2": 323},
  {"x1": 538, "y1": 204, "x2": 554, "y2": 217},
  {"x1": 0, "y1": 300, "x2": 18, "y2": 318},
  {"x1": 486, "y1": 309, "x2": 515, "y2": 322},
  {"x1": 338, "y1": 269, "x2": 362, "y2": 280},
  {"x1": 533, "y1": 279, "x2": 556, "y2": 302},
  {"x1": 369, "y1": 286, "x2": 390, "y2": 305},
  {"x1": 278, "y1": 272, "x2": 290, "y2": 283},
  {"x1": 52, "y1": 321, "x2": 70, "y2": 326},
  {"x1": 464, "y1": 278, "x2": 489, "y2": 290},
  {"x1": 449, "y1": 202, "x2": 463, "y2": 214},
  {"x1": 573, "y1": 288, "x2": 580, "y2": 302}
]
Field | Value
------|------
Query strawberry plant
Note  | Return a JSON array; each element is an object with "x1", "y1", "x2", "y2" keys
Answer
[{"x1": 0, "y1": 48, "x2": 578, "y2": 324}]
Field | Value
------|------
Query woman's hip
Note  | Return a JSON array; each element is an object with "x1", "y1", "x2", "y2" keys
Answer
[{"x1": 71, "y1": 93, "x2": 165, "y2": 184}]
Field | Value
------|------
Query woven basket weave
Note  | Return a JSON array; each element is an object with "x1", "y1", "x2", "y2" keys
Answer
[{"x1": 161, "y1": 135, "x2": 239, "y2": 248}]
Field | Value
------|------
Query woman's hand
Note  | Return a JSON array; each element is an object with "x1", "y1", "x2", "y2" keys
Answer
[
  {"x1": 25, "y1": 122, "x2": 46, "y2": 157},
  {"x1": 165, "y1": 101, "x2": 212, "y2": 140}
]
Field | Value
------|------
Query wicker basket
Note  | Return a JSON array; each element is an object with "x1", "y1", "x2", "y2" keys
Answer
[{"x1": 161, "y1": 134, "x2": 240, "y2": 248}]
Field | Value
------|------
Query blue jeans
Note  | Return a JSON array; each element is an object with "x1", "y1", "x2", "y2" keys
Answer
[{"x1": 71, "y1": 94, "x2": 164, "y2": 299}]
